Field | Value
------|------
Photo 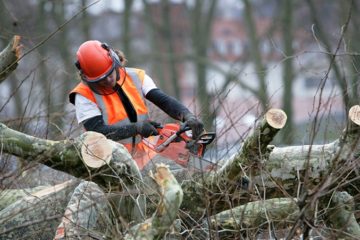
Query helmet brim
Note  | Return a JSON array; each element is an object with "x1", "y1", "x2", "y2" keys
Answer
[{"x1": 82, "y1": 61, "x2": 116, "y2": 83}]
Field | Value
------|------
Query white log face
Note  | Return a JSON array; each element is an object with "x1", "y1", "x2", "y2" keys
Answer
[
  {"x1": 81, "y1": 132, "x2": 112, "y2": 168},
  {"x1": 265, "y1": 108, "x2": 287, "y2": 129},
  {"x1": 349, "y1": 105, "x2": 360, "y2": 126}
]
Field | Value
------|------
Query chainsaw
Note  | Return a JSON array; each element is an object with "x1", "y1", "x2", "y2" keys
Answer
[{"x1": 142, "y1": 123, "x2": 216, "y2": 168}]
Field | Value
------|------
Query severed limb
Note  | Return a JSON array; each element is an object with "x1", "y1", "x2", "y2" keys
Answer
[
  {"x1": 181, "y1": 106, "x2": 360, "y2": 219},
  {"x1": 180, "y1": 109, "x2": 288, "y2": 217},
  {"x1": 125, "y1": 164, "x2": 183, "y2": 240},
  {"x1": 204, "y1": 198, "x2": 299, "y2": 238},
  {"x1": 323, "y1": 191, "x2": 360, "y2": 239},
  {"x1": 214, "y1": 108, "x2": 287, "y2": 183},
  {"x1": 0, "y1": 35, "x2": 22, "y2": 83}
]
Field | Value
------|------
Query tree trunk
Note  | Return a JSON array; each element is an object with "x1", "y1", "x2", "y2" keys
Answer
[{"x1": 281, "y1": 0, "x2": 295, "y2": 145}]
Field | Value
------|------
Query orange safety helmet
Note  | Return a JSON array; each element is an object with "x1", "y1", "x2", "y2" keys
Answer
[
  {"x1": 75, "y1": 40, "x2": 121, "y2": 82},
  {"x1": 75, "y1": 40, "x2": 122, "y2": 95}
]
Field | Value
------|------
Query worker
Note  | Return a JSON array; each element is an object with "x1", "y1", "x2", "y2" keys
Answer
[{"x1": 69, "y1": 40, "x2": 204, "y2": 169}]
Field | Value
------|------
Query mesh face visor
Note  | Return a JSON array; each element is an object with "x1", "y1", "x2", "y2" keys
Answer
[{"x1": 82, "y1": 64, "x2": 120, "y2": 95}]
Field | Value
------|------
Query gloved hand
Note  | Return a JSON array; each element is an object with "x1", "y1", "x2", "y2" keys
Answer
[
  {"x1": 135, "y1": 120, "x2": 161, "y2": 138},
  {"x1": 184, "y1": 114, "x2": 204, "y2": 139}
]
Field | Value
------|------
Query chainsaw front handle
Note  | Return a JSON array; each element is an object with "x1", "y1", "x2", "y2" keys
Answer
[{"x1": 178, "y1": 125, "x2": 191, "y2": 135}]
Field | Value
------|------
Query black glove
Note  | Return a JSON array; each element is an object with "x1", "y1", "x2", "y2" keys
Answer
[
  {"x1": 184, "y1": 114, "x2": 204, "y2": 139},
  {"x1": 135, "y1": 121, "x2": 161, "y2": 138}
]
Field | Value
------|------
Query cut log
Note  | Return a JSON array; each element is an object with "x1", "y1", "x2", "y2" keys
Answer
[
  {"x1": 348, "y1": 105, "x2": 360, "y2": 126},
  {"x1": 180, "y1": 106, "x2": 360, "y2": 218},
  {"x1": 0, "y1": 124, "x2": 138, "y2": 185},
  {"x1": 214, "y1": 108, "x2": 287, "y2": 182},
  {"x1": 180, "y1": 109, "x2": 287, "y2": 218},
  {"x1": 204, "y1": 198, "x2": 299, "y2": 238},
  {"x1": 80, "y1": 131, "x2": 112, "y2": 168},
  {"x1": 0, "y1": 35, "x2": 22, "y2": 83}
]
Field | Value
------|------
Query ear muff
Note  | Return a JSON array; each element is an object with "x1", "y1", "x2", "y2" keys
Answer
[
  {"x1": 75, "y1": 60, "x2": 81, "y2": 70},
  {"x1": 101, "y1": 42, "x2": 121, "y2": 67}
]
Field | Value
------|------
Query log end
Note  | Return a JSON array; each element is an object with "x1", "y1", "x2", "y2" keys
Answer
[
  {"x1": 12, "y1": 35, "x2": 22, "y2": 58},
  {"x1": 349, "y1": 105, "x2": 360, "y2": 126},
  {"x1": 265, "y1": 108, "x2": 287, "y2": 129},
  {"x1": 81, "y1": 132, "x2": 112, "y2": 168},
  {"x1": 152, "y1": 164, "x2": 173, "y2": 187}
]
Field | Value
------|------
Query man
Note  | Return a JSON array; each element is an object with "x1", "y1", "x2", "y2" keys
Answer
[{"x1": 69, "y1": 40, "x2": 204, "y2": 169}]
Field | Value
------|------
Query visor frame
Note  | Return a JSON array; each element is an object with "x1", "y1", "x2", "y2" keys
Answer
[{"x1": 81, "y1": 60, "x2": 116, "y2": 84}]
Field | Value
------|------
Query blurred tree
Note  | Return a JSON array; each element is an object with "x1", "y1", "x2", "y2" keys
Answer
[
  {"x1": 189, "y1": 0, "x2": 218, "y2": 130},
  {"x1": 81, "y1": 0, "x2": 91, "y2": 41},
  {"x1": 242, "y1": 0, "x2": 269, "y2": 111},
  {"x1": 142, "y1": 0, "x2": 181, "y2": 100},
  {"x1": 142, "y1": 0, "x2": 167, "y2": 92},
  {"x1": 160, "y1": 0, "x2": 181, "y2": 100},
  {"x1": 306, "y1": 0, "x2": 355, "y2": 115},
  {"x1": 341, "y1": 0, "x2": 360, "y2": 107},
  {"x1": 280, "y1": 0, "x2": 295, "y2": 144},
  {"x1": 122, "y1": 0, "x2": 134, "y2": 63},
  {"x1": 52, "y1": 1, "x2": 73, "y2": 107},
  {"x1": 37, "y1": 0, "x2": 53, "y2": 137}
]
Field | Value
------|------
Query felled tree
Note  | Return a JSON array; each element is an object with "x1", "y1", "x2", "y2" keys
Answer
[{"x1": 0, "y1": 36, "x2": 359, "y2": 239}]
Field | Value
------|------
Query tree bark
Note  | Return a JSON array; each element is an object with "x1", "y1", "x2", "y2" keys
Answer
[
  {"x1": 205, "y1": 198, "x2": 299, "y2": 238},
  {"x1": 0, "y1": 180, "x2": 79, "y2": 240},
  {"x1": 0, "y1": 186, "x2": 47, "y2": 211}
]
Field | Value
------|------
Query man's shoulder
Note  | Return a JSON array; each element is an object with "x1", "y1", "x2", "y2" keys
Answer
[
  {"x1": 69, "y1": 83, "x2": 95, "y2": 104},
  {"x1": 125, "y1": 67, "x2": 145, "y2": 74},
  {"x1": 125, "y1": 67, "x2": 146, "y2": 82}
]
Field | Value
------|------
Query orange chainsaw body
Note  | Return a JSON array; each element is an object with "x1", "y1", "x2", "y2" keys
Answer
[{"x1": 142, "y1": 123, "x2": 215, "y2": 168}]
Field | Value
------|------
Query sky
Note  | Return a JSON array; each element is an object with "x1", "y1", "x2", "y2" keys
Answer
[{"x1": 87, "y1": 0, "x2": 242, "y2": 14}]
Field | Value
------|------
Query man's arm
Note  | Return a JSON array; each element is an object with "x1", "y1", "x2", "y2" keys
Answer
[
  {"x1": 145, "y1": 88, "x2": 204, "y2": 138},
  {"x1": 83, "y1": 116, "x2": 137, "y2": 141},
  {"x1": 145, "y1": 88, "x2": 192, "y2": 121}
]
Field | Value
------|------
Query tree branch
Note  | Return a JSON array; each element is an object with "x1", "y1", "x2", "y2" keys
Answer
[{"x1": 0, "y1": 35, "x2": 22, "y2": 83}]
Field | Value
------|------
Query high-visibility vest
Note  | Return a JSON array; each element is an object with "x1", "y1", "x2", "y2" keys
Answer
[{"x1": 69, "y1": 67, "x2": 154, "y2": 169}]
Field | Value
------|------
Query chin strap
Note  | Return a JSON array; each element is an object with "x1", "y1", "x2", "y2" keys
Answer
[{"x1": 115, "y1": 66, "x2": 120, "y2": 82}]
